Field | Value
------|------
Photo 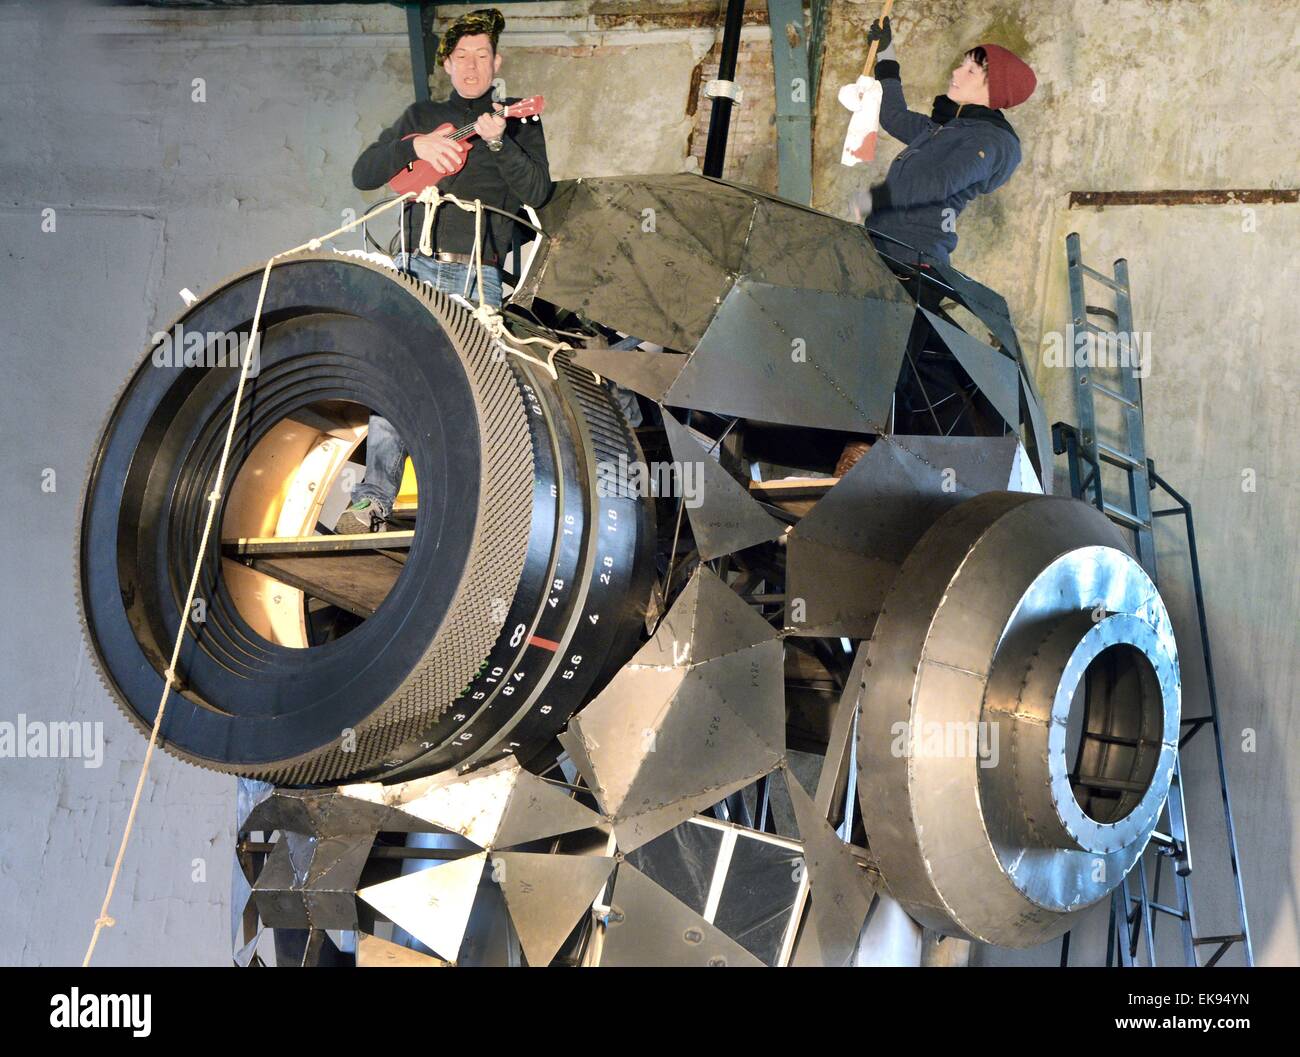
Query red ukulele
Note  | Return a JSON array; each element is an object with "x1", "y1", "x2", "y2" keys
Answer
[{"x1": 388, "y1": 95, "x2": 545, "y2": 196}]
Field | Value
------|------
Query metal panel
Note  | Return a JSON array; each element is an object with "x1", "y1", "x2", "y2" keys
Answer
[
  {"x1": 356, "y1": 932, "x2": 449, "y2": 967},
  {"x1": 493, "y1": 852, "x2": 616, "y2": 967},
  {"x1": 662, "y1": 410, "x2": 785, "y2": 560},
  {"x1": 785, "y1": 768, "x2": 875, "y2": 967},
  {"x1": 667, "y1": 281, "x2": 913, "y2": 433},
  {"x1": 565, "y1": 567, "x2": 785, "y2": 851},
  {"x1": 569, "y1": 346, "x2": 688, "y2": 401},
  {"x1": 518, "y1": 175, "x2": 907, "y2": 354},
  {"x1": 785, "y1": 435, "x2": 1032, "y2": 637},
  {"x1": 356, "y1": 852, "x2": 488, "y2": 964},
  {"x1": 252, "y1": 832, "x2": 375, "y2": 931},
  {"x1": 600, "y1": 863, "x2": 765, "y2": 967},
  {"x1": 340, "y1": 756, "x2": 603, "y2": 850},
  {"x1": 920, "y1": 308, "x2": 1021, "y2": 429}
]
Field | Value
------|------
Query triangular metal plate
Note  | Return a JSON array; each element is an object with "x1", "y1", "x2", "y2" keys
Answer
[
  {"x1": 637, "y1": 565, "x2": 779, "y2": 668},
  {"x1": 495, "y1": 767, "x2": 606, "y2": 849},
  {"x1": 493, "y1": 852, "x2": 616, "y2": 967},
  {"x1": 355, "y1": 932, "x2": 450, "y2": 967},
  {"x1": 600, "y1": 863, "x2": 765, "y2": 967},
  {"x1": 920, "y1": 308, "x2": 1020, "y2": 429},
  {"x1": 662, "y1": 411, "x2": 785, "y2": 560},
  {"x1": 784, "y1": 769, "x2": 875, "y2": 968},
  {"x1": 356, "y1": 852, "x2": 487, "y2": 964}
]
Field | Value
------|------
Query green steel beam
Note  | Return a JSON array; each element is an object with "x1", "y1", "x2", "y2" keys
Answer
[{"x1": 767, "y1": 0, "x2": 813, "y2": 204}]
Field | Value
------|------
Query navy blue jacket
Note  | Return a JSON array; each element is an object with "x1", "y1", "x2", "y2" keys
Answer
[{"x1": 865, "y1": 59, "x2": 1021, "y2": 265}]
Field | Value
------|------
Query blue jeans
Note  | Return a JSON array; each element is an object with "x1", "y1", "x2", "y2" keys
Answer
[
  {"x1": 396, "y1": 252, "x2": 504, "y2": 306},
  {"x1": 350, "y1": 256, "x2": 503, "y2": 515}
]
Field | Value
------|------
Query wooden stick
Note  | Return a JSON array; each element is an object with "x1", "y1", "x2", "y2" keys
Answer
[{"x1": 861, "y1": 0, "x2": 896, "y2": 77}]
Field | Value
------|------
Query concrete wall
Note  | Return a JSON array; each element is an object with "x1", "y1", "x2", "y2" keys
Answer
[
  {"x1": 809, "y1": 0, "x2": 1297, "y2": 967},
  {"x1": 0, "y1": 0, "x2": 1294, "y2": 966},
  {"x1": 420, "y1": 2, "x2": 779, "y2": 185}
]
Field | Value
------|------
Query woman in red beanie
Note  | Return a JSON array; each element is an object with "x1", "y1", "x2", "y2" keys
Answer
[{"x1": 853, "y1": 17, "x2": 1036, "y2": 269}]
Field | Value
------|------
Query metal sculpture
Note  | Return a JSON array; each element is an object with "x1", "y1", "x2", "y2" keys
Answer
[{"x1": 78, "y1": 175, "x2": 1179, "y2": 965}]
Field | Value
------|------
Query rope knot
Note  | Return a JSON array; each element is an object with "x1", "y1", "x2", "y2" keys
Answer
[
  {"x1": 416, "y1": 186, "x2": 444, "y2": 257},
  {"x1": 95, "y1": 915, "x2": 116, "y2": 929},
  {"x1": 471, "y1": 302, "x2": 506, "y2": 338}
]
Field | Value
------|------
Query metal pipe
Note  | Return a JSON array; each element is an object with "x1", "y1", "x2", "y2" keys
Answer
[
  {"x1": 702, "y1": 0, "x2": 746, "y2": 178},
  {"x1": 406, "y1": 3, "x2": 433, "y2": 103}
]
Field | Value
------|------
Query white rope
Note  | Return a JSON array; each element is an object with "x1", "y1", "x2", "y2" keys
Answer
[{"x1": 414, "y1": 186, "x2": 586, "y2": 381}]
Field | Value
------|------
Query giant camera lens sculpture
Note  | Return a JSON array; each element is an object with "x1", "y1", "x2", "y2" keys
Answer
[
  {"x1": 79, "y1": 254, "x2": 655, "y2": 785},
  {"x1": 79, "y1": 176, "x2": 1180, "y2": 964}
]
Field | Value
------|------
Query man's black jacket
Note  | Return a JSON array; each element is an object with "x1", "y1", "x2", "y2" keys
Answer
[{"x1": 352, "y1": 89, "x2": 552, "y2": 262}]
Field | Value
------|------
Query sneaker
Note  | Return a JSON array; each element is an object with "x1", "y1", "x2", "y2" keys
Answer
[{"x1": 334, "y1": 499, "x2": 383, "y2": 536}]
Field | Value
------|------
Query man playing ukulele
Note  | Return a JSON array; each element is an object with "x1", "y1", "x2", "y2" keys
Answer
[{"x1": 341, "y1": 7, "x2": 551, "y2": 533}]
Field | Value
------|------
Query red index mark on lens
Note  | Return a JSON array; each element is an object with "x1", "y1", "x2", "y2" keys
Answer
[{"x1": 528, "y1": 634, "x2": 560, "y2": 652}]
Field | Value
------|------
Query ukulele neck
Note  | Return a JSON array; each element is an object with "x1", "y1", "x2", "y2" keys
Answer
[{"x1": 449, "y1": 106, "x2": 513, "y2": 142}]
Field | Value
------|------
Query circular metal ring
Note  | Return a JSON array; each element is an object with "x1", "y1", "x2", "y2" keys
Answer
[{"x1": 857, "y1": 490, "x2": 1181, "y2": 947}]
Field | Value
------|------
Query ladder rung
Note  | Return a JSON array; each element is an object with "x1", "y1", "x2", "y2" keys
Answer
[
  {"x1": 1087, "y1": 381, "x2": 1139, "y2": 408},
  {"x1": 1102, "y1": 502, "x2": 1150, "y2": 531},
  {"x1": 1193, "y1": 933, "x2": 1245, "y2": 946},
  {"x1": 1080, "y1": 263, "x2": 1128, "y2": 293},
  {"x1": 1096, "y1": 441, "x2": 1143, "y2": 470}
]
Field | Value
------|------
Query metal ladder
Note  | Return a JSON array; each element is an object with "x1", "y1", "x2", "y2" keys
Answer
[
  {"x1": 1052, "y1": 233, "x2": 1253, "y2": 967},
  {"x1": 1060, "y1": 231, "x2": 1157, "y2": 574}
]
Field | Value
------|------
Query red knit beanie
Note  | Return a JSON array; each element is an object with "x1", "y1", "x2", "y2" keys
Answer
[{"x1": 979, "y1": 43, "x2": 1037, "y2": 109}]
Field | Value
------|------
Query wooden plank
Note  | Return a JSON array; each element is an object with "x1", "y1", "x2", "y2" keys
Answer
[
  {"x1": 747, "y1": 477, "x2": 835, "y2": 500},
  {"x1": 223, "y1": 530, "x2": 413, "y2": 557},
  {"x1": 748, "y1": 476, "x2": 836, "y2": 517},
  {"x1": 250, "y1": 553, "x2": 404, "y2": 618}
]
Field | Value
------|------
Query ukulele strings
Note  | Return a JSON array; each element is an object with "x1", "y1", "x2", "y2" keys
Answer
[{"x1": 448, "y1": 104, "x2": 521, "y2": 142}]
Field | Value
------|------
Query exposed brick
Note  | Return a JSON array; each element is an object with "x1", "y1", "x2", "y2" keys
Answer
[{"x1": 686, "y1": 37, "x2": 778, "y2": 188}]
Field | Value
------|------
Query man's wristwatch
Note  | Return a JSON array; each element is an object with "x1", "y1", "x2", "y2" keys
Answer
[{"x1": 486, "y1": 137, "x2": 504, "y2": 152}]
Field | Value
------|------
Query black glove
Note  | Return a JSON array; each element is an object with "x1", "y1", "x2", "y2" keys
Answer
[{"x1": 866, "y1": 15, "x2": 892, "y2": 51}]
